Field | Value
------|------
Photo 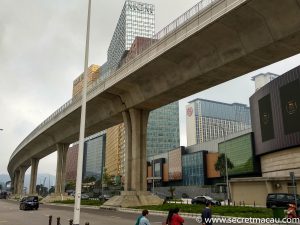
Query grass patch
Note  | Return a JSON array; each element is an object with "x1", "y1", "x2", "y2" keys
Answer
[
  {"x1": 53, "y1": 199, "x2": 102, "y2": 206},
  {"x1": 133, "y1": 204, "x2": 273, "y2": 218}
]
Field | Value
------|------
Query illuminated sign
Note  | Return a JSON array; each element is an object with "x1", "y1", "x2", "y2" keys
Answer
[
  {"x1": 187, "y1": 107, "x2": 193, "y2": 117},
  {"x1": 127, "y1": 2, "x2": 154, "y2": 14}
]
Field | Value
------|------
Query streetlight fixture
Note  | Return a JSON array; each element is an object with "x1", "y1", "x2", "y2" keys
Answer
[
  {"x1": 210, "y1": 123, "x2": 230, "y2": 205},
  {"x1": 73, "y1": 0, "x2": 91, "y2": 224}
]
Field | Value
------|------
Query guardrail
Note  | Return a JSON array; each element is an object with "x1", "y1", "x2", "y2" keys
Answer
[{"x1": 10, "y1": 0, "x2": 220, "y2": 161}]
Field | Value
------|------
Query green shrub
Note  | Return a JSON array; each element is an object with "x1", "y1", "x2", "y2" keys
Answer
[
  {"x1": 133, "y1": 204, "x2": 273, "y2": 218},
  {"x1": 53, "y1": 199, "x2": 102, "y2": 206}
]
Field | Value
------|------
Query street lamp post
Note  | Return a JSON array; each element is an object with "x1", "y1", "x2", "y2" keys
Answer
[
  {"x1": 222, "y1": 129, "x2": 230, "y2": 205},
  {"x1": 210, "y1": 123, "x2": 230, "y2": 205},
  {"x1": 73, "y1": 1, "x2": 91, "y2": 225}
]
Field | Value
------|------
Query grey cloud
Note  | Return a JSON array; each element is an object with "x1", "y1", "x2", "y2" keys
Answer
[{"x1": 1, "y1": 0, "x2": 299, "y2": 175}]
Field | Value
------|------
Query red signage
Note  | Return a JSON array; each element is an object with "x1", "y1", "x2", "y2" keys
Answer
[{"x1": 187, "y1": 107, "x2": 193, "y2": 117}]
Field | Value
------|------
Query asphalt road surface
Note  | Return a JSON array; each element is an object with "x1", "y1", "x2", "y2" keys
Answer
[{"x1": 0, "y1": 199, "x2": 207, "y2": 225}]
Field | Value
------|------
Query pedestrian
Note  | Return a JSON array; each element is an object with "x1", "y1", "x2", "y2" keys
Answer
[
  {"x1": 201, "y1": 201, "x2": 212, "y2": 225},
  {"x1": 165, "y1": 208, "x2": 174, "y2": 224},
  {"x1": 287, "y1": 203, "x2": 297, "y2": 218},
  {"x1": 166, "y1": 207, "x2": 184, "y2": 225},
  {"x1": 136, "y1": 209, "x2": 151, "y2": 225}
]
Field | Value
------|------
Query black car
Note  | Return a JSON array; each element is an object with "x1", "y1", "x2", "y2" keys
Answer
[
  {"x1": 99, "y1": 194, "x2": 111, "y2": 201},
  {"x1": 191, "y1": 195, "x2": 221, "y2": 206},
  {"x1": 266, "y1": 193, "x2": 300, "y2": 208},
  {"x1": 19, "y1": 196, "x2": 39, "y2": 210},
  {"x1": 0, "y1": 192, "x2": 8, "y2": 199}
]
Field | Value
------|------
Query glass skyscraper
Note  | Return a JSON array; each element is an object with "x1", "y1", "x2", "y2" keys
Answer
[
  {"x1": 147, "y1": 101, "x2": 180, "y2": 157},
  {"x1": 186, "y1": 98, "x2": 251, "y2": 146},
  {"x1": 83, "y1": 132, "x2": 106, "y2": 180},
  {"x1": 106, "y1": 0, "x2": 155, "y2": 72}
]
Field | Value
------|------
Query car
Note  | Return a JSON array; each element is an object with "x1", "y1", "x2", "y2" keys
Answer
[
  {"x1": 266, "y1": 193, "x2": 300, "y2": 208},
  {"x1": 191, "y1": 195, "x2": 221, "y2": 206},
  {"x1": 81, "y1": 194, "x2": 90, "y2": 200},
  {"x1": 98, "y1": 194, "x2": 111, "y2": 201},
  {"x1": 19, "y1": 196, "x2": 39, "y2": 210},
  {"x1": 0, "y1": 192, "x2": 8, "y2": 199}
]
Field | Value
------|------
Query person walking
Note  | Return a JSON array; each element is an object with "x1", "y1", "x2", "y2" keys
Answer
[
  {"x1": 201, "y1": 201, "x2": 212, "y2": 225},
  {"x1": 166, "y1": 207, "x2": 184, "y2": 225},
  {"x1": 136, "y1": 209, "x2": 151, "y2": 225},
  {"x1": 165, "y1": 208, "x2": 174, "y2": 225}
]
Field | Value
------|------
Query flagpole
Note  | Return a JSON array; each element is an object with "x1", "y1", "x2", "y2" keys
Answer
[{"x1": 73, "y1": 0, "x2": 91, "y2": 224}]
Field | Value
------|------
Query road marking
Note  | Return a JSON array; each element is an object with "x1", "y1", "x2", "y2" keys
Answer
[
  {"x1": 0, "y1": 221, "x2": 8, "y2": 223},
  {"x1": 110, "y1": 216, "x2": 121, "y2": 219}
]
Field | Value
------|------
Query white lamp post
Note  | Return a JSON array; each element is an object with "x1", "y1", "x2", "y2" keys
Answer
[
  {"x1": 210, "y1": 123, "x2": 230, "y2": 205},
  {"x1": 73, "y1": 0, "x2": 91, "y2": 224}
]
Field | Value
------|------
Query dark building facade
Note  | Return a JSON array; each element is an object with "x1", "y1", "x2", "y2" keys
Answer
[
  {"x1": 250, "y1": 66, "x2": 300, "y2": 156},
  {"x1": 231, "y1": 66, "x2": 300, "y2": 206},
  {"x1": 66, "y1": 144, "x2": 79, "y2": 182}
]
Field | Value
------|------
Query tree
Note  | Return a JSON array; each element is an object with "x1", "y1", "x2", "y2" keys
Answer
[
  {"x1": 49, "y1": 186, "x2": 55, "y2": 194},
  {"x1": 0, "y1": 184, "x2": 2, "y2": 191},
  {"x1": 215, "y1": 153, "x2": 234, "y2": 181},
  {"x1": 65, "y1": 181, "x2": 76, "y2": 191},
  {"x1": 36, "y1": 184, "x2": 48, "y2": 196},
  {"x1": 102, "y1": 168, "x2": 113, "y2": 187},
  {"x1": 168, "y1": 186, "x2": 176, "y2": 199}
]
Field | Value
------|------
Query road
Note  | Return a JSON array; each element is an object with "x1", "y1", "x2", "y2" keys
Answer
[{"x1": 0, "y1": 199, "x2": 207, "y2": 225}]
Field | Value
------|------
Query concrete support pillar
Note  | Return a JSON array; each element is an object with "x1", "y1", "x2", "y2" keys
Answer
[
  {"x1": 103, "y1": 109, "x2": 163, "y2": 207},
  {"x1": 55, "y1": 143, "x2": 69, "y2": 195},
  {"x1": 123, "y1": 108, "x2": 149, "y2": 192},
  {"x1": 13, "y1": 170, "x2": 20, "y2": 194},
  {"x1": 122, "y1": 111, "x2": 132, "y2": 192},
  {"x1": 17, "y1": 166, "x2": 26, "y2": 196},
  {"x1": 29, "y1": 158, "x2": 39, "y2": 195}
]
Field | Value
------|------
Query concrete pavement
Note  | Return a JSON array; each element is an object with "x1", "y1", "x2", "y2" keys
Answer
[{"x1": 0, "y1": 199, "x2": 209, "y2": 225}]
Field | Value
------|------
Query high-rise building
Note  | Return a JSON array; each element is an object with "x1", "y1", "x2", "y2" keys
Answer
[
  {"x1": 72, "y1": 64, "x2": 100, "y2": 97},
  {"x1": 251, "y1": 72, "x2": 279, "y2": 92},
  {"x1": 105, "y1": 124, "x2": 125, "y2": 176},
  {"x1": 105, "y1": 102, "x2": 180, "y2": 177},
  {"x1": 68, "y1": 65, "x2": 105, "y2": 181},
  {"x1": 66, "y1": 132, "x2": 106, "y2": 181},
  {"x1": 83, "y1": 132, "x2": 106, "y2": 180},
  {"x1": 106, "y1": 0, "x2": 155, "y2": 72},
  {"x1": 66, "y1": 144, "x2": 79, "y2": 182},
  {"x1": 186, "y1": 99, "x2": 251, "y2": 146},
  {"x1": 147, "y1": 101, "x2": 180, "y2": 157}
]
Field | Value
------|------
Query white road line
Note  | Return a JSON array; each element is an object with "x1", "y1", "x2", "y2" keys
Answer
[
  {"x1": 110, "y1": 216, "x2": 121, "y2": 219},
  {"x1": 0, "y1": 221, "x2": 8, "y2": 223}
]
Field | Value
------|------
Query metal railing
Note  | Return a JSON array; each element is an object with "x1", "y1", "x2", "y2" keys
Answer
[{"x1": 10, "y1": 0, "x2": 220, "y2": 161}]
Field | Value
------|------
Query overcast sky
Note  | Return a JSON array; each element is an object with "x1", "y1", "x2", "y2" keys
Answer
[{"x1": 0, "y1": 0, "x2": 300, "y2": 176}]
